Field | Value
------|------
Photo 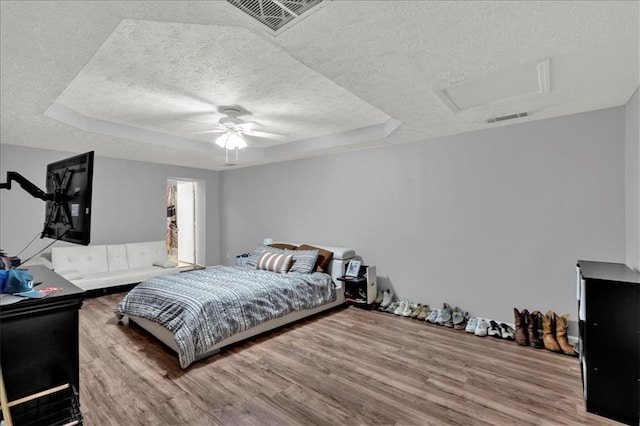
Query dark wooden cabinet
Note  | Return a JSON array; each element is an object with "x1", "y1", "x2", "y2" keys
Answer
[
  {"x1": 577, "y1": 260, "x2": 640, "y2": 425},
  {"x1": 1, "y1": 265, "x2": 84, "y2": 424}
]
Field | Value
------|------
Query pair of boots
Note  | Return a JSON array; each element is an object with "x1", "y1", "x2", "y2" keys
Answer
[
  {"x1": 513, "y1": 308, "x2": 543, "y2": 348},
  {"x1": 513, "y1": 308, "x2": 577, "y2": 356}
]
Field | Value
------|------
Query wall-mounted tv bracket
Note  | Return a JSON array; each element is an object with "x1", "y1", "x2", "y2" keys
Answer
[
  {"x1": 44, "y1": 168, "x2": 74, "y2": 230},
  {"x1": 1, "y1": 169, "x2": 74, "y2": 236}
]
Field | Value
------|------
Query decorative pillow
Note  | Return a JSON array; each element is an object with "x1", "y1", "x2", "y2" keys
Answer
[
  {"x1": 269, "y1": 243, "x2": 298, "y2": 250},
  {"x1": 297, "y1": 244, "x2": 334, "y2": 273},
  {"x1": 286, "y1": 249, "x2": 319, "y2": 274},
  {"x1": 256, "y1": 252, "x2": 293, "y2": 274},
  {"x1": 246, "y1": 244, "x2": 286, "y2": 266}
]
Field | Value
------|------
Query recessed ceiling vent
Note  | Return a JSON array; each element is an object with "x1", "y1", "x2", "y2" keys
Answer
[
  {"x1": 486, "y1": 112, "x2": 529, "y2": 124},
  {"x1": 227, "y1": 0, "x2": 324, "y2": 33}
]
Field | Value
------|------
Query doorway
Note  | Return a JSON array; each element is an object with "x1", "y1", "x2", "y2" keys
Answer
[{"x1": 166, "y1": 179, "x2": 204, "y2": 269}]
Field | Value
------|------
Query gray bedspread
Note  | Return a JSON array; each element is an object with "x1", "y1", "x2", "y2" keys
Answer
[{"x1": 114, "y1": 265, "x2": 336, "y2": 368}]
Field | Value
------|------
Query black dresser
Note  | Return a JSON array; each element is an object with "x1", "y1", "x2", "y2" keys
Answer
[
  {"x1": 1, "y1": 265, "x2": 85, "y2": 424},
  {"x1": 577, "y1": 260, "x2": 640, "y2": 425}
]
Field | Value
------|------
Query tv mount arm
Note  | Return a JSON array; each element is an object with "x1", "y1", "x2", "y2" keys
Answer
[
  {"x1": 0, "y1": 171, "x2": 55, "y2": 201},
  {"x1": 1, "y1": 170, "x2": 75, "y2": 236}
]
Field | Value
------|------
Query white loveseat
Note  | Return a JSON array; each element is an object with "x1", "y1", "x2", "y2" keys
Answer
[{"x1": 51, "y1": 241, "x2": 180, "y2": 291}]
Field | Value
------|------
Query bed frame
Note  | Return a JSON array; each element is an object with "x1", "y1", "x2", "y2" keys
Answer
[{"x1": 123, "y1": 244, "x2": 356, "y2": 364}]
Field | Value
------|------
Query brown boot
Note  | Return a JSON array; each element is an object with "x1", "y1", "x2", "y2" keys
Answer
[
  {"x1": 527, "y1": 310, "x2": 543, "y2": 349},
  {"x1": 513, "y1": 308, "x2": 529, "y2": 346},
  {"x1": 554, "y1": 313, "x2": 578, "y2": 356},
  {"x1": 542, "y1": 310, "x2": 561, "y2": 352}
]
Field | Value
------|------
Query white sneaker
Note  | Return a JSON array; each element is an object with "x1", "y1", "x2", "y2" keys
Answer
[
  {"x1": 500, "y1": 323, "x2": 515, "y2": 340},
  {"x1": 474, "y1": 319, "x2": 488, "y2": 337},
  {"x1": 380, "y1": 289, "x2": 394, "y2": 308},
  {"x1": 487, "y1": 320, "x2": 502, "y2": 338},
  {"x1": 401, "y1": 302, "x2": 414, "y2": 317},
  {"x1": 395, "y1": 300, "x2": 409, "y2": 316},
  {"x1": 465, "y1": 317, "x2": 479, "y2": 333},
  {"x1": 374, "y1": 291, "x2": 383, "y2": 304}
]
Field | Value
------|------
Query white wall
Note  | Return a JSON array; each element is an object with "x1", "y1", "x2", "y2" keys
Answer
[
  {"x1": 221, "y1": 107, "x2": 626, "y2": 324},
  {"x1": 625, "y1": 87, "x2": 640, "y2": 271},
  {"x1": 0, "y1": 145, "x2": 221, "y2": 266}
]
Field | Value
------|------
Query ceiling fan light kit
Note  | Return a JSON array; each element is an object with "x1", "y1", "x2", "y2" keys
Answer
[{"x1": 215, "y1": 129, "x2": 247, "y2": 163}]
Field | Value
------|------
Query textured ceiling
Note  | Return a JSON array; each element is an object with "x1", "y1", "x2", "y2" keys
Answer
[{"x1": 1, "y1": 1, "x2": 638, "y2": 170}]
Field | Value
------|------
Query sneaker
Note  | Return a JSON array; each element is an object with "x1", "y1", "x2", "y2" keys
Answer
[
  {"x1": 444, "y1": 305, "x2": 456, "y2": 327},
  {"x1": 380, "y1": 289, "x2": 394, "y2": 308},
  {"x1": 487, "y1": 320, "x2": 502, "y2": 338},
  {"x1": 358, "y1": 288, "x2": 367, "y2": 301},
  {"x1": 373, "y1": 290, "x2": 383, "y2": 304},
  {"x1": 435, "y1": 303, "x2": 452, "y2": 326},
  {"x1": 474, "y1": 319, "x2": 488, "y2": 337},
  {"x1": 465, "y1": 317, "x2": 479, "y2": 333},
  {"x1": 394, "y1": 300, "x2": 407, "y2": 315},
  {"x1": 409, "y1": 303, "x2": 423, "y2": 319},
  {"x1": 426, "y1": 309, "x2": 439, "y2": 324},
  {"x1": 416, "y1": 305, "x2": 431, "y2": 321},
  {"x1": 500, "y1": 323, "x2": 515, "y2": 340},
  {"x1": 384, "y1": 301, "x2": 399, "y2": 313},
  {"x1": 453, "y1": 310, "x2": 470, "y2": 330},
  {"x1": 401, "y1": 302, "x2": 414, "y2": 317}
]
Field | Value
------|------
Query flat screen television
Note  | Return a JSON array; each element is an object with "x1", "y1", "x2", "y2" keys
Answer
[{"x1": 41, "y1": 151, "x2": 94, "y2": 245}]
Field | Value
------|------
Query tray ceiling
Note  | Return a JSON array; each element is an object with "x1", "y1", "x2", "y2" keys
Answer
[{"x1": 1, "y1": 1, "x2": 638, "y2": 170}]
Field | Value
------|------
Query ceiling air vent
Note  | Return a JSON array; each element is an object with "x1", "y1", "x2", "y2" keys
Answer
[
  {"x1": 486, "y1": 112, "x2": 529, "y2": 124},
  {"x1": 227, "y1": 0, "x2": 324, "y2": 33}
]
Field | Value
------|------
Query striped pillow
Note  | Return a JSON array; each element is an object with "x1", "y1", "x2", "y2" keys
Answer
[
  {"x1": 256, "y1": 252, "x2": 293, "y2": 274},
  {"x1": 247, "y1": 244, "x2": 285, "y2": 266},
  {"x1": 286, "y1": 249, "x2": 319, "y2": 274}
]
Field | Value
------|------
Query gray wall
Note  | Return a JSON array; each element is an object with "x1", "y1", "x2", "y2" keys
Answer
[
  {"x1": 1, "y1": 105, "x2": 630, "y2": 325},
  {"x1": 0, "y1": 144, "x2": 222, "y2": 265},
  {"x1": 625, "y1": 88, "x2": 640, "y2": 271},
  {"x1": 221, "y1": 107, "x2": 626, "y2": 324}
]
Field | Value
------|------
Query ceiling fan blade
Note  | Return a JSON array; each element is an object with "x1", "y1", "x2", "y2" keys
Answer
[
  {"x1": 242, "y1": 128, "x2": 289, "y2": 140},
  {"x1": 234, "y1": 120, "x2": 264, "y2": 129},
  {"x1": 194, "y1": 128, "x2": 226, "y2": 134}
]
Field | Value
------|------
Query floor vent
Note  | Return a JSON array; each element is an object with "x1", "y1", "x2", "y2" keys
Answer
[
  {"x1": 227, "y1": 0, "x2": 323, "y2": 33},
  {"x1": 486, "y1": 112, "x2": 529, "y2": 124}
]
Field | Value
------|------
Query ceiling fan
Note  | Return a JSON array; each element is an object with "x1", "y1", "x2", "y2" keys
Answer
[{"x1": 198, "y1": 106, "x2": 288, "y2": 162}]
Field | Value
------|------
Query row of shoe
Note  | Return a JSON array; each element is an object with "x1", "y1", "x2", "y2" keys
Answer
[
  {"x1": 514, "y1": 308, "x2": 577, "y2": 356},
  {"x1": 374, "y1": 290, "x2": 575, "y2": 353}
]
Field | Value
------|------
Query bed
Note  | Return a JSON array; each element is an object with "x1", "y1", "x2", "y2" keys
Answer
[{"x1": 114, "y1": 243, "x2": 355, "y2": 368}]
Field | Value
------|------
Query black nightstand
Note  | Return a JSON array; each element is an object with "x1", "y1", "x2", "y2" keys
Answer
[{"x1": 337, "y1": 265, "x2": 377, "y2": 308}]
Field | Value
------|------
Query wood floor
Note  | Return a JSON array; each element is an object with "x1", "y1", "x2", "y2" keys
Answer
[{"x1": 79, "y1": 294, "x2": 618, "y2": 425}]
